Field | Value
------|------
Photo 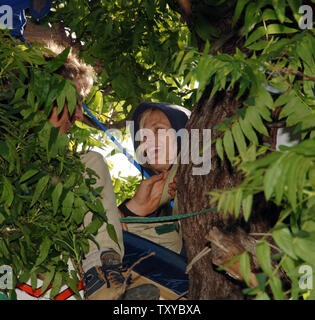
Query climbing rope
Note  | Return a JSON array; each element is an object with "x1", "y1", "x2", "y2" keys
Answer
[{"x1": 120, "y1": 206, "x2": 217, "y2": 223}]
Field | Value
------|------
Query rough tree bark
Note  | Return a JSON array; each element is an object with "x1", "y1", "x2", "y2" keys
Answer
[
  {"x1": 177, "y1": 86, "x2": 280, "y2": 299},
  {"x1": 175, "y1": 2, "x2": 281, "y2": 300}
]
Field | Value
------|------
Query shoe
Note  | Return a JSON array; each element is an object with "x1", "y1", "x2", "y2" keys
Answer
[
  {"x1": 100, "y1": 249, "x2": 121, "y2": 266},
  {"x1": 84, "y1": 250, "x2": 160, "y2": 300},
  {"x1": 119, "y1": 283, "x2": 160, "y2": 300}
]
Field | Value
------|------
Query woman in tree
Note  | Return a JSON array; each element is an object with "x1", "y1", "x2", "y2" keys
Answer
[
  {"x1": 81, "y1": 102, "x2": 191, "y2": 300},
  {"x1": 118, "y1": 102, "x2": 191, "y2": 257}
]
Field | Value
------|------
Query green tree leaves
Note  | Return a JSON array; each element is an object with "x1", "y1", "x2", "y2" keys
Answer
[
  {"x1": 239, "y1": 251, "x2": 251, "y2": 286},
  {"x1": 273, "y1": 227, "x2": 298, "y2": 260},
  {"x1": 50, "y1": 272, "x2": 63, "y2": 299},
  {"x1": 52, "y1": 183, "x2": 63, "y2": 215},
  {"x1": 44, "y1": 47, "x2": 71, "y2": 73},
  {"x1": 223, "y1": 130, "x2": 235, "y2": 162},
  {"x1": 0, "y1": 0, "x2": 314, "y2": 301},
  {"x1": 256, "y1": 241, "x2": 273, "y2": 276},
  {"x1": 1, "y1": 177, "x2": 14, "y2": 207},
  {"x1": 30, "y1": 175, "x2": 50, "y2": 207},
  {"x1": 34, "y1": 237, "x2": 52, "y2": 267},
  {"x1": 0, "y1": 38, "x2": 109, "y2": 299},
  {"x1": 232, "y1": 0, "x2": 250, "y2": 27}
]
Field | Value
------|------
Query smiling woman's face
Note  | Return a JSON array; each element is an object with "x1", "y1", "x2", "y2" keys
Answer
[{"x1": 141, "y1": 109, "x2": 177, "y2": 173}]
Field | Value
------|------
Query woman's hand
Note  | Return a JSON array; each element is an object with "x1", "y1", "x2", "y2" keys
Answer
[
  {"x1": 125, "y1": 172, "x2": 169, "y2": 216},
  {"x1": 48, "y1": 105, "x2": 83, "y2": 134}
]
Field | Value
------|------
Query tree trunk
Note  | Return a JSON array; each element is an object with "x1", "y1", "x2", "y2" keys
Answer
[
  {"x1": 171, "y1": 0, "x2": 283, "y2": 300},
  {"x1": 177, "y1": 85, "x2": 279, "y2": 299}
]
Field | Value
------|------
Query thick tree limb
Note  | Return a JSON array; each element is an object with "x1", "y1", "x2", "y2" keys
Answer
[
  {"x1": 206, "y1": 227, "x2": 259, "y2": 288},
  {"x1": 23, "y1": 21, "x2": 68, "y2": 46}
]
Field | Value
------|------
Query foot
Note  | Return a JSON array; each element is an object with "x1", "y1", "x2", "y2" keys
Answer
[{"x1": 84, "y1": 250, "x2": 160, "y2": 300}]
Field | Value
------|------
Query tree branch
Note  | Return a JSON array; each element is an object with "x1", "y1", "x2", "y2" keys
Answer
[
  {"x1": 265, "y1": 121, "x2": 286, "y2": 128},
  {"x1": 270, "y1": 66, "x2": 315, "y2": 82},
  {"x1": 82, "y1": 114, "x2": 128, "y2": 130}
]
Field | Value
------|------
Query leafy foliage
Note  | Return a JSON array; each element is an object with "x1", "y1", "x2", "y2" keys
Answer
[
  {"x1": 210, "y1": 139, "x2": 315, "y2": 300},
  {"x1": 48, "y1": 0, "x2": 193, "y2": 114},
  {"x1": 1, "y1": 0, "x2": 314, "y2": 301},
  {"x1": 112, "y1": 174, "x2": 142, "y2": 206},
  {"x1": 0, "y1": 34, "x2": 119, "y2": 299}
]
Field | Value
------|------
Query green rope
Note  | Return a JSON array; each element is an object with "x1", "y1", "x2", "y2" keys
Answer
[{"x1": 120, "y1": 206, "x2": 217, "y2": 223}]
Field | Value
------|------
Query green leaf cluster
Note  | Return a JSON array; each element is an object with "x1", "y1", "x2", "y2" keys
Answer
[
  {"x1": 49, "y1": 0, "x2": 193, "y2": 115},
  {"x1": 1, "y1": 0, "x2": 314, "y2": 301},
  {"x1": 0, "y1": 34, "x2": 114, "y2": 299}
]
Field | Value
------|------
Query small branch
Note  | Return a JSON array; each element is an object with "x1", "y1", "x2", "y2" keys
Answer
[
  {"x1": 0, "y1": 228, "x2": 22, "y2": 236},
  {"x1": 186, "y1": 246, "x2": 211, "y2": 274},
  {"x1": 115, "y1": 252, "x2": 155, "y2": 300},
  {"x1": 102, "y1": 86, "x2": 113, "y2": 96},
  {"x1": 249, "y1": 233, "x2": 272, "y2": 237},
  {"x1": 252, "y1": 238, "x2": 281, "y2": 253},
  {"x1": 81, "y1": 104, "x2": 130, "y2": 130},
  {"x1": 175, "y1": 290, "x2": 189, "y2": 300},
  {"x1": 265, "y1": 121, "x2": 286, "y2": 129},
  {"x1": 82, "y1": 114, "x2": 128, "y2": 130},
  {"x1": 75, "y1": 260, "x2": 88, "y2": 300},
  {"x1": 268, "y1": 65, "x2": 315, "y2": 82}
]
